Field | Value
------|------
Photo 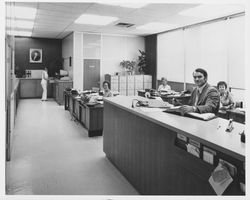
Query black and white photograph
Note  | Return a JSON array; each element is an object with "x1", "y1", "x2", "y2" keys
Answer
[
  {"x1": 2, "y1": 0, "x2": 249, "y2": 200},
  {"x1": 29, "y1": 48, "x2": 42, "y2": 63}
]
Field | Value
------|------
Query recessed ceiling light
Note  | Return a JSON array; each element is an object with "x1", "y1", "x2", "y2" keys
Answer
[
  {"x1": 6, "y1": 6, "x2": 37, "y2": 20},
  {"x1": 179, "y1": 4, "x2": 244, "y2": 18},
  {"x1": 136, "y1": 22, "x2": 176, "y2": 31},
  {"x1": 101, "y1": 3, "x2": 148, "y2": 9},
  {"x1": 9, "y1": 30, "x2": 32, "y2": 37},
  {"x1": 7, "y1": 19, "x2": 34, "y2": 29},
  {"x1": 74, "y1": 14, "x2": 118, "y2": 25}
]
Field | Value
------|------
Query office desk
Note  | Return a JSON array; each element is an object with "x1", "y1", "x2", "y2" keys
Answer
[
  {"x1": 67, "y1": 94, "x2": 103, "y2": 137},
  {"x1": 227, "y1": 109, "x2": 245, "y2": 124},
  {"x1": 103, "y1": 96, "x2": 245, "y2": 195},
  {"x1": 137, "y1": 90, "x2": 191, "y2": 105},
  {"x1": 217, "y1": 109, "x2": 245, "y2": 124}
]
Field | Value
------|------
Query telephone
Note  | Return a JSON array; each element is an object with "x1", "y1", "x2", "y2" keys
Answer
[{"x1": 132, "y1": 99, "x2": 149, "y2": 108}]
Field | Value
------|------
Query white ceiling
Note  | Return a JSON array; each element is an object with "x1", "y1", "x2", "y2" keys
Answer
[{"x1": 7, "y1": 2, "x2": 245, "y2": 39}]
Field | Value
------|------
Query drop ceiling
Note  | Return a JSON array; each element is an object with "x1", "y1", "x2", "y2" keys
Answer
[{"x1": 6, "y1": 2, "x2": 245, "y2": 39}]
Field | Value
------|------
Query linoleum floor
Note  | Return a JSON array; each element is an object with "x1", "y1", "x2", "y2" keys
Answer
[{"x1": 6, "y1": 99, "x2": 139, "y2": 195}]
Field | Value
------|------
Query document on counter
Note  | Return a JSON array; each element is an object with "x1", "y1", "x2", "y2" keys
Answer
[
  {"x1": 139, "y1": 107, "x2": 166, "y2": 113},
  {"x1": 163, "y1": 107, "x2": 217, "y2": 121},
  {"x1": 209, "y1": 163, "x2": 233, "y2": 195}
]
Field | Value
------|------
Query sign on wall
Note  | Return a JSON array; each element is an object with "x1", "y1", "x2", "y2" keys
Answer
[{"x1": 30, "y1": 48, "x2": 42, "y2": 63}]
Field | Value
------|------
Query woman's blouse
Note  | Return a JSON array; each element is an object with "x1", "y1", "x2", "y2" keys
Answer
[
  {"x1": 158, "y1": 84, "x2": 171, "y2": 92},
  {"x1": 220, "y1": 91, "x2": 234, "y2": 106},
  {"x1": 103, "y1": 90, "x2": 113, "y2": 97}
]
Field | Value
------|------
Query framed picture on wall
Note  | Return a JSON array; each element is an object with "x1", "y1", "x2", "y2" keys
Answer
[{"x1": 30, "y1": 48, "x2": 42, "y2": 63}]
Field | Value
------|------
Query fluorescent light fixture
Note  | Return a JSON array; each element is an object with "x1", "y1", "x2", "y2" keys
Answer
[
  {"x1": 7, "y1": 19, "x2": 34, "y2": 29},
  {"x1": 9, "y1": 30, "x2": 32, "y2": 37},
  {"x1": 75, "y1": 14, "x2": 118, "y2": 25},
  {"x1": 136, "y1": 22, "x2": 176, "y2": 31},
  {"x1": 6, "y1": 6, "x2": 37, "y2": 19},
  {"x1": 102, "y1": 3, "x2": 148, "y2": 8},
  {"x1": 179, "y1": 4, "x2": 244, "y2": 18}
]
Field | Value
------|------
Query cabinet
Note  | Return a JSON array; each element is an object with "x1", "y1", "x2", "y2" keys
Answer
[
  {"x1": 20, "y1": 79, "x2": 53, "y2": 98},
  {"x1": 105, "y1": 74, "x2": 152, "y2": 96},
  {"x1": 54, "y1": 80, "x2": 73, "y2": 105}
]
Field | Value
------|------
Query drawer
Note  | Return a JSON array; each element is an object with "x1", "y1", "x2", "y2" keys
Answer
[
  {"x1": 127, "y1": 75, "x2": 135, "y2": 83},
  {"x1": 135, "y1": 75, "x2": 143, "y2": 82},
  {"x1": 127, "y1": 90, "x2": 135, "y2": 96},
  {"x1": 144, "y1": 75, "x2": 152, "y2": 82},
  {"x1": 119, "y1": 76, "x2": 127, "y2": 82},
  {"x1": 119, "y1": 90, "x2": 127, "y2": 96},
  {"x1": 127, "y1": 82, "x2": 134, "y2": 90},
  {"x1": 135, "y1": 82, "x2": 143, "y2": 89},
  {"x1": 111, "y1": 84, "x2": 119, "y2": 91},
  {"x1": 119, "y1": 83, "x2": 127, "y2": 90},
  {"x1": 144, "y1": 82, "x2": 152, "y2": 89}
]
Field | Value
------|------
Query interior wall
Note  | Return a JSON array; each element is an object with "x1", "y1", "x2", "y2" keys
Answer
[
  {"x1": 15, "y1": 37, "x2": 62, "y2": 77},
  {"x1": 101, "y1": 35, "x2": 145, "y2": 87},
  {"x1": 62, "y1": 33, "x2": 73, "y2": 79},
  {"x1": 73, "y1": 32, "x2": 83, "y2": 90}
]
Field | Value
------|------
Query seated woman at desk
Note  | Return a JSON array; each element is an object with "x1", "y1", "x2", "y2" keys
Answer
[
  {"x1": 217, "y1": 81, "x2": 234, "y2": 110},
  {"x1": 158, "y1": 77, "x2": 171, "y2": 93},
  {"x1": 101, "y1": 81, "x2": 113, "y2": 97}
]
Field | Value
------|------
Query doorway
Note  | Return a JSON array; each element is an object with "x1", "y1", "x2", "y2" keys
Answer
[{"x1": 83, "y1": 59, "x2": 100, "y2": 90}]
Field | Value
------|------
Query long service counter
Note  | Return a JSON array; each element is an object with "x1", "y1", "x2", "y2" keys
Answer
[{"x1": 103, "y1": 95, "x2": 245, "y2": 195}]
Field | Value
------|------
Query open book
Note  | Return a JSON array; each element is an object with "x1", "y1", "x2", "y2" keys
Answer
[{"x1": 163, "y1": 106, "x2": 217, "y2": 121}]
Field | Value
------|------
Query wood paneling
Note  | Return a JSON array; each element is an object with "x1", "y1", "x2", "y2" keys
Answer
[
  {"x1": 103, "y1": 99, "x2": 244, "y2": 195},
  {"x1": 145, "y1": 35, "x2": 157, "y2": 89},
  {"x1": 15, "y1": 37, "x2": 62, "y2": 77}
]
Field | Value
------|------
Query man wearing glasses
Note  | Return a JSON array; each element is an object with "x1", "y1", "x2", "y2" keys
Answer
[{"x1": 179, "y1": 68, "x2": 220, "y2": 114}]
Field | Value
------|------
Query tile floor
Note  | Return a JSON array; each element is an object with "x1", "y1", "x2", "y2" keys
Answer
[{"x1": 6, "y1": 99, "x2": 139, "y2": 195}]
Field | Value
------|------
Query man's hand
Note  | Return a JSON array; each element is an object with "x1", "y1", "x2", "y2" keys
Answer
[{"x1": 179, "y1": 105, "x2": 194, "y2": 115}]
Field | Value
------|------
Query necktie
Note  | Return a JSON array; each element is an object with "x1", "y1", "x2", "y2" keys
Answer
[{"x1": 194, "y1": 90, "x2": 200, "y2": 106}]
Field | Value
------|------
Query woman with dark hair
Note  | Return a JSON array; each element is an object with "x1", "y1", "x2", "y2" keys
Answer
[
  {"x1": 217, "y1": 81, "x2": 234, "y2": 110},
  {"x1": 102, "y1": 81, "x2": 113, "y2": 97}
]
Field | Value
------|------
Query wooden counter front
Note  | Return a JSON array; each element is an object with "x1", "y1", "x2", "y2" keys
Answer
[{"x1": 103, "y1": 96, "x2": 245, "y2": 195}]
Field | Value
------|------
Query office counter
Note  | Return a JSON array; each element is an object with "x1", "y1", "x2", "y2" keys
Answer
[{"x1": 103, "y1": 96, "x2": 245, "y2": 195}]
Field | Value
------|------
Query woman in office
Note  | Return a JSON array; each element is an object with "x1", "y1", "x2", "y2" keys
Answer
[
  {"x1": 217, "y1": 81, "x2": 234, "y2": 110},
  {"x1": 158, "y1": 77, "x2": 171, "y2": 93},
  {"x1": 102, "y1": 81, "x2": 113, "y2": 97},
  {"x1": 41, "y1": 67, "x2": 49, "y2": 101}
]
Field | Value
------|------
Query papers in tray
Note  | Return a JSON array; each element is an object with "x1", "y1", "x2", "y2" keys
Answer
[
  {"x1": 209, "y1": 163, "x2": 233, "y2": 195},
  {"x1": 147, "y1": 100, "x2": 171, "y2": 108},
  {"x1": 163, "y1": 106, "x2": 217, "y2": 121}
]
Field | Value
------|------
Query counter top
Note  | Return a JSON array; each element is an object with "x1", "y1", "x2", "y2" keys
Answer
[{"x1": 104, "y1": 95, "x2": 245, "y2": 161}]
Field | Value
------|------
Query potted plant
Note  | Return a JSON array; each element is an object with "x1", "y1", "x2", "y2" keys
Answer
[
  {"x1": 120, "y1": 60, "x2": 136, "y2": 75},
  {"x1": 137, "y1": 50, "x2": 147, "y2": 74}
]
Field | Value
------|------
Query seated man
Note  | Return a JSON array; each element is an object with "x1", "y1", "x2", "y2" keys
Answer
[{"x1": 179, "y1": 68, "x2": 220, "y2": 114}]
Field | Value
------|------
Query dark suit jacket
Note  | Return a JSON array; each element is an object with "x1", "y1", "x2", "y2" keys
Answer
[{"x1": 189, "y1": 83, "x2": 220, "y2": 114}]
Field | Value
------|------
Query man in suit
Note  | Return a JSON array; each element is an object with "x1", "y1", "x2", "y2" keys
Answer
[{"x1": 179, "y1": 68, "x2": 220, "y2": 114}]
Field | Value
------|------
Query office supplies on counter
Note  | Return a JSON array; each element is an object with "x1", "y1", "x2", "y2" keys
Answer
[
  {"x1": 163, "y1": 106, "x2": 217, "y2": 121},
  {"x1": 226, "y1": 119, "x2": 234, "y2": 132},
  {"x1": 239, "y1": 131, "x2": 245, "y2": 143}
]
